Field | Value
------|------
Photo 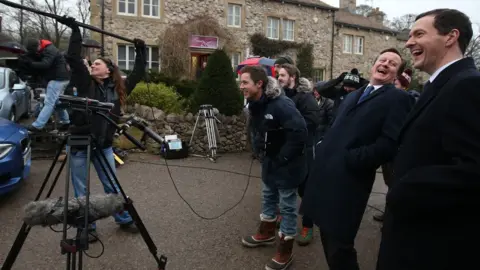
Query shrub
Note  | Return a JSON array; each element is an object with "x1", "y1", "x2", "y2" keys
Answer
[
  {"x1": 172, "y1": 79, "x2": 197, "y2": 98},
  {"x1": 191, "y1": 49, "x2": 243, "y2": 116},
  {"x1": 127, "y1": 82, "x2": 184, "y2": 114}
]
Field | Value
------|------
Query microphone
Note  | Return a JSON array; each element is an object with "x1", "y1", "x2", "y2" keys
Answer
[{"x1": 23, "y1": 193, "x2": 125, "y2": 227}]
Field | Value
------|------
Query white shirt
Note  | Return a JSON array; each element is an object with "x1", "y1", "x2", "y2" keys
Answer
[
  {"x1": 429, "y1": 58, "x2": 462, "y2": 83},
  {"x1": 365, "y1": 84, "x2": 383, "y2": 94}
]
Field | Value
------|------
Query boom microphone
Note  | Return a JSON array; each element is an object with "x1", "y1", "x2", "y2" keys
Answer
[{"x1": 23, "y1": 194, "x2": 125, "y2": 226}]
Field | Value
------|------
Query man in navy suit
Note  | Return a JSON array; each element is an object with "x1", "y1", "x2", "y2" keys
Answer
[
  {"x1": 376, "y1": 9, "x2": 480, "y2": 270},
  {"x1": 301, "y1": 48, "x2": 414, "y2": 270}
]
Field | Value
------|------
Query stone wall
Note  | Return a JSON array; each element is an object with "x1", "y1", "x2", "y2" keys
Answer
[
  {"x1": 123, "y1": 104, "x2": 248, "y2": 154},
  {"x1": 332, "y1": 26, "x2": 399, "y2": 78}
]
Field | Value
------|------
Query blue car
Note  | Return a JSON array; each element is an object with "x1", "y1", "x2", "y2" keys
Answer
[{"x1": 0, "y1": 118, "x2": 31, "y2": 196}]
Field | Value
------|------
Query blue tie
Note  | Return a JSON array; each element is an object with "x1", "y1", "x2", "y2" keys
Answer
[{"x1": 357, "y1": 85, "x2": 374, "y2": 104}]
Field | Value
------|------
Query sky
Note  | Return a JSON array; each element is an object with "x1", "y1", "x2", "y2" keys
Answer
[{"x1": 323, "y1": 0, "x2": 480, "y2": 31}]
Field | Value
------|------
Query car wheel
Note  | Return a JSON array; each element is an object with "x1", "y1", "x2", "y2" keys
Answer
[
  {"x1": 9, "y1": 110, "x2": 16, "y2": 122},
  {"x1": 22, "y1": 97, "x2": 31, "y2": 119}
]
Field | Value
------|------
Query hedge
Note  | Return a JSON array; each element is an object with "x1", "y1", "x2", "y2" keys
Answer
[{"x1": 127, "y1": 82, "x2": 185, "y2": 114}]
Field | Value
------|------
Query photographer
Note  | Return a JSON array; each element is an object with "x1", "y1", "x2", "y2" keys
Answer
[
  {"x1": 59, "y1": 17, "x2": 147, "y2": 241},
  {"x1": 19, "y1": 38, "x2": 70, "y2": 132}
]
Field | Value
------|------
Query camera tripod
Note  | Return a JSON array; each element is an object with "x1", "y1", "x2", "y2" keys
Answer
[
  {"x1": 189, "y1": 104, "x2": 221, "y2": 162},
  {"x1": 1, "y1": 115, "x2": 167, "y2": 270}
]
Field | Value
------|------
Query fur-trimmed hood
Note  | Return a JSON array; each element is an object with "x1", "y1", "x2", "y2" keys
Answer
[
  {"x1": 296, "y1": 77, "x2": 313, "y2": 93},
  {"x1": 264, "y1": 76, "x2": 282, "y2": 99}
]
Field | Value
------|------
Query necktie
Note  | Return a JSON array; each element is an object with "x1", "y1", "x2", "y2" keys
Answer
[{"x1": 357, "y1": 85, "x2": 374, "y2": 104}]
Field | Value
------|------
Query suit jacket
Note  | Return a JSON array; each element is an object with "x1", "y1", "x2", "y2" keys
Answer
[
  {"x1": 302, "y1": 83, "x2": 413, "y2": 239},
  {"x1": 377, "y1": 58, "x2": 480, "y2": 270}
]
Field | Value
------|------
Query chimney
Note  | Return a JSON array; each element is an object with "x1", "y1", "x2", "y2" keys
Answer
[
  {"x1": 339, "y1": 0, "x2": 356, "y2": 13},
  {"x1": 367, "y1": 7, "x2": 386, "y2": 24}
]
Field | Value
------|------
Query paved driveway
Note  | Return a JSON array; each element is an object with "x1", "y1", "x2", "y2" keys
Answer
[{"x1": 0, "y1": 152, "x2": 388, "y2": 270}]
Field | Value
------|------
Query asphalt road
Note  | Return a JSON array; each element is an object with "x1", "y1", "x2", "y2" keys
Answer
[{"x1": 0, "y1": 152, "x2": 388, "y2": 270}]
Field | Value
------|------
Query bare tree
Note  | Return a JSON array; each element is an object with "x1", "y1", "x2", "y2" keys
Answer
[
  {"x1": 75, "y1": 0, "x2": 90, "y2": 38},
  {"x1": 466, "y1": 33, "x2": 480, "y2": 68},
  {"x1": 389, "y1": 14, "x2": 417, "y2": 31},
  {"x1": 355, "y1": 5, "x2": 373, "y2": 17}
]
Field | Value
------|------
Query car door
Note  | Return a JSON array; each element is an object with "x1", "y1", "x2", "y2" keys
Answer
[{"x1": 8, "y1": 71, "x2": 25, "y2": 116}]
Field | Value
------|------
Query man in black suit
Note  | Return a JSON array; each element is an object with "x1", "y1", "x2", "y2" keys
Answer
[
  {"x1": 376, "y1": 9, "x2": 480, "y2": 270},
  {"x1": 301, "y1": 48, "x2": 414, "y2": 270}
]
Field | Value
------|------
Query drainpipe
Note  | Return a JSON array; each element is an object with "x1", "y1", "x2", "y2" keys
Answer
[
  {"x1": 330, "y1": 10, "x2": 335, "y2": 79},
  {"x1": 101, "y1": 0, "x2": 105, "y2": 57}
]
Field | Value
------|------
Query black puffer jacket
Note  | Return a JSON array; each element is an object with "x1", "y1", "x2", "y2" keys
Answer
[
  {"x1": 316, "y1": 96, "x2": 334, "y2": 140},
  {"x1": 29, "y1": 40, "x2": 70, "y2": 82},
  {"x1": 284, "y1": 77, "x2": 321, "y2": 147},
  {"x1": 66, "y1": 25, "x2": 145, "y2": 149}
]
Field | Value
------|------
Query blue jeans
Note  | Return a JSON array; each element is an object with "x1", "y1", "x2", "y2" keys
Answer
[
  {"x1": 261, "y1": 183, "x2": 297, "y2": 236},
  {"x1": 69, "y1": 146, "x2": 133, "y2": 227},
  {"x1": 32, "y1": 80, "x2": 70, "y2": 129}
]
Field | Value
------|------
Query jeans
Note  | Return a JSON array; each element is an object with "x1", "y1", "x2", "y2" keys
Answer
[
  {"x1": 261, "y1": 183, "x2": 297, "y2": 236},
  {"x1": 32, "y1": 80, "x2": 70, "y2": 129},
  {"x1": 69, "y1": 146, "x2": 133, "y2": 227}
]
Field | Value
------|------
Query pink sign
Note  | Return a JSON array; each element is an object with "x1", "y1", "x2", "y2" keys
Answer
[{"x1": 189, "y1": 35, "x2": 219, "y2": 49}]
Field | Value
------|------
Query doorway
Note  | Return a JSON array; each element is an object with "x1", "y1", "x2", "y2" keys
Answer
[{"x1": 191, "y1": 53, "x2": 210, "y2": 80}]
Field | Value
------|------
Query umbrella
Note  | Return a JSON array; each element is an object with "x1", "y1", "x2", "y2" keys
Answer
[
  {"x1": 0, "y1": 41, "x2": 27, "y2": 54},
  {"x1": 82, "y1": 38, "x2": 102, "y2": 48},
  {"x1": 236, "y1": 57, "x2": 277, "y2": 77}
]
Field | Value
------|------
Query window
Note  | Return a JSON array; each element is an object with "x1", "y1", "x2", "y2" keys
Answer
[
  {"x1": 266, "y1": 17, "x2": 280, "y2": 39},
  {"x1": 282, "y1": 19, "x2": 295, "y2": 41},
  {"x1": 343, "y1": 34, "x2": 353, "y2": 53},
  {"x1": 118, "y1": 0, "x2": 136, "y2": 15},
  {"x1": 231, "y1": 52, "x2": 241, "y2": 70},
  {"x1": 0, "y1": 72, "x2": 4, "y2": 89},
  {"x1": 143, "y1": 0, "x2": 160, "y2": 18},
  {"x1": 343, "y1": 34, "x2": 364, "y2": 54},
  {"x1": 312, "y1": 68, "x2": 324, "y2": 83},
  {"x1": 354, "y1": 36, "x2": 364, "y2": 55},
  {"x1": 227, "y1": 3, "x2": 241, "y2": 27},
  {"x1": 117, "y1": 45, "x2": 160, "y2": 71}
]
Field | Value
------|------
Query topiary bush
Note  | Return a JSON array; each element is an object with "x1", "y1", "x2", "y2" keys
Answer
[
  {"x1": 127, "y1": 82, "x2": 185, "y2": 114},
  {"x1": 191, "y1": 49, "x2": 243, "y2": 116}
]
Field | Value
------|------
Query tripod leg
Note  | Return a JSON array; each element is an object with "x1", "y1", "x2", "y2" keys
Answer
[
  {"x1": 93, "y1": 145, "x2": 167, "y2": 270},
  {"x1": 1, "y1": 140, "x2": 67, "y2": 270},
  {"x1": 189, "y1": 112, "x2": 201, "y2": 146}
]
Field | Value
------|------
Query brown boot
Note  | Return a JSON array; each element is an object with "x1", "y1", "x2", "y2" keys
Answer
[
  {"x1": 242, "y1": 215, "x2": 276, "y2": 247},
  {"x1": 266, "y1": 233, "x2": 294, "y2": 270}
]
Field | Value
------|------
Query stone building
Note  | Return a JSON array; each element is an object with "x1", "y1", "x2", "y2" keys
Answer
[{"x1": 89, "y1": 0, "x2": 420, "y2": 81}]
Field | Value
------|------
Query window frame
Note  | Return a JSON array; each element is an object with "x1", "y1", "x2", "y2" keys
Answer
[
  {"x1": 354, "y1": 36, "x2": 364, "y2": 55},
  {"x1": 266, "y1": 17, "x2": 280, "y2": 40},
  {"x1": 142, "y1": 0, "x2": 160, "y2": 18},
  {"x1": 117, "y1": 44, "x2": 160, "y2": 71},
  {"x1": 282, "y1": 19, "x2": 295, "y2": 41},
  {"x1": 227, "y1": 3, "x2": 242, "y2": 28},
  {"x1": 118, "y1": 0, "x2": 137, "y2": 16},
  {"x1": 343, "y1": 34, "x2": 353, "y2": 54}
]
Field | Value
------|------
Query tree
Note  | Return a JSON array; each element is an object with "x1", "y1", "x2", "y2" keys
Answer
[
  {"x1": 355, "y1": 5, "x2": 373, "y2": 17},
  {"x1": 389, "y1": 14, "x2": 417, "y2": 31},
  {"x1": 192, "y1": 49, "x2": 243, "y2": 116},
  {"x1": 296, "y1": 44, "x2": 313, "y2": 79},
  {"x1": 76, "y1": 0, "x2": 90, "y2": 38}
]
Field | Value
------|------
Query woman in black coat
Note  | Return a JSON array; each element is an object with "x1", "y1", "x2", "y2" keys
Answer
[{"x1": 59, "y1": 17, "x2": 146, "y2": 242}]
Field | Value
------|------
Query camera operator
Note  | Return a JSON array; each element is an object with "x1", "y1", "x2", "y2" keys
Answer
[
  {"x1": 59, "y1": 16, "x2": 147, "y2": 242},
  {"x1": 19, "y1": 38, "x2": 70, "y2": 132}
]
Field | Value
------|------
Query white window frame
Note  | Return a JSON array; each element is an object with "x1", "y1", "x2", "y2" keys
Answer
[
  {"x1": 117, "y1": 44, "x2": 160, "y2": 71},
  {"x1": 354, "y1": 36, "x2": 364, "y2": 55},
  {"x1": 266, "y1": 17, "x2": 280, "y2": 40},
  {"x1": 118, "y1": 0, "x2": 137, "y2": 16},
  {"x1": 343, "y1": 34, "x2": 353, "y2": 54},
  {"x1": 231, "y1": 52, "x2": 241, "y2": 69},
  {"x1": 282, "y1": 19, "x2": 295, "y2": 41},
  {"x1": 312, "y1": 68, "x2": 325, "y2": 83},
  {"x1": 227, "y1": 3, "x2": 241, "y2": 28},
  {"x1": 142, "y1": 0, "x2": 160, "y2": 18}
]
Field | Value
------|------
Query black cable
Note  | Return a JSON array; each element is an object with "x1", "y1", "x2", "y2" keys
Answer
[{"x1": 84, "y1": 232, "x2": 105, "y2": 258}]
